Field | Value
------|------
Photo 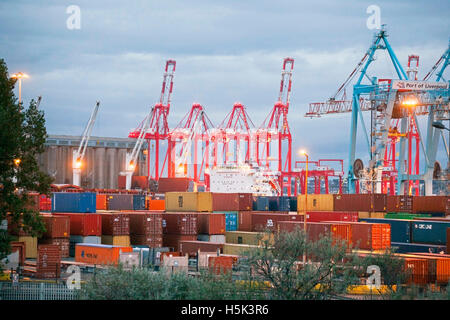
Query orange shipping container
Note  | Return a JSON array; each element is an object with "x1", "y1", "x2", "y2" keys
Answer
[
  {"x1": 75, "y1": 243, "x2": 132, "y2": 265},
  {"x1": 208, "y1": 256, "x2": 234, "y2": 274},
  {"x1": 149, "y1": 199, "x2": 165, "y2": 211},
  {"x1": 96, "y1": 194, "x2": 107, "y2": 210},
  {"x1": 404, "y1": 258, "x2": 430, "y2": 285}
]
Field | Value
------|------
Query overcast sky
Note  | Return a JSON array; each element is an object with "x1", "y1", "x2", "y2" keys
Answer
[{"x1": 1, "y1": 0, "x2": 449, "y2": 170}]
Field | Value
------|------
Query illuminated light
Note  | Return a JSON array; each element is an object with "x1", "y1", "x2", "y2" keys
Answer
[
  {"x1": 128, "y1": 161, "x2": 135, "y2": 171},
  {"x1": 401, "y1": 94, "x2": 419, "y2": 107},
  {"x1": 299, "y1": 149, "x2": 308, "y2": 156},
  {"x1": 74, "y1": 159, "x2": 82, "y2": 169},
  {"x1": 14, "y1": 158, "x2": 21, "y2": 166},
  {"x1": 11, "y1": 72, "x2": 29, "y2": 79}
]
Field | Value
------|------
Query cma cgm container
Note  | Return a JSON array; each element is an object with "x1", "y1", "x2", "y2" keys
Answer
[
  {"x1": 41, "y1": 215, "x2": 70, "y2": 238},
  {"x1": 412, "y1": 196, "x2": 449, "y2": 215},
  {"x1": 51, "y1": 192, "x2": 96, "y2": 213},
  {"x1": 358, "y1": 218, "x2": 412, "y2": 243},
  {"x1": 251, "y1": 213, "x2": 303, "y2": 232},
  {"x1": 75, "y1": 243, "x2": 133, "y2": 265},
  {"x1": 306, "y1": 211, "x2": 358, "y2": 223},
  {"x1": 165, "y1": 192, "x2": 213, "y2": 212},
  {"x1": 197, "y1": 213, "x2": 226, "y2": 235},
  {"x1": 52, "y1": 213, "x2": 102, "y2": 236},
  {"x1": 212, "y1": 193, "x2": 239, "y2": 211},
  {"x1": 162, "y1": 213, "x2": 198, "y2": 235},
  {"x1": 411, "y1": 220, "x2": 450, "y2": 245},
  {"x1": 101, "y1": 213, "x2": 130, "y2": 236},
  {"x1": 127, "y1": 212, "x2": 163, "y2": 235},
  {"x1": 107, "y1": 194, "x2": 134, "y2": 211},
  {"x1": 179, "y1": 241, "x2": 224, "y2": 256}
]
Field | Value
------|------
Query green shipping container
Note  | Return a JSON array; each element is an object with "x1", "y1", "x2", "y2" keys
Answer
[{"x1": 385, "y1": 212, "x2": 432, "y2": 220}]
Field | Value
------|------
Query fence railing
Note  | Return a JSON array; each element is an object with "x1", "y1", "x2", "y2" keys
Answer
[{"x1": 0, "y1": 281, "x2": 80, "y2": 300}]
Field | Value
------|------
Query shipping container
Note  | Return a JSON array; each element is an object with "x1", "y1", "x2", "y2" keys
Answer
[
  {"x1": 36, "y1": 245, "x2": 61, "y2": 279},
  {"x1": 277, "y1": 221, "x2": 352, "y2": 244},
  {"x1": 165, "y1": 192, "x2": 213, "y2": 212},
  {"x1": 346, "y1": 222, "x2": 391, "y2": 250},
  {"x1": 385, "y1": 212, "x2": 432, "y2": 220},
  {"x1": 51, "y1": 192, "x2": 96, "y2": 213},
  {"x1": 130, "y1": 234, "x2": 163, "y2": 248},
  {"x1": 412, "y1": 196, "x2": 449, "y2": 215},
  {"x1": 101, "y1": 212, "x2": 130, "y2": 236},
  {"x1": 404, "y1": 258, "x2": 430, "y2": 285},
  {"x1": 306, "y1": 211, "x2": 359, "y2": 223},
  {"x1": 102, "y1": 235, "x2": 131, "y2": 247},
  {"x1": 107, "y1": 194, "x2": 134, "y2": 211},
  {"x1": 387, "y1": 195, "x2": 413, "y2": 213},
  {"x1": 268, "y1": 196, "x2": 290, "y2": 212},
  {"x1": 212, "y1": 193, "x2": 239, "y2": 211},
  {"x1": 127, "y1": 212, "x2": 163, "y2": 235},
  {"x1": 238, "y1": 211, "x2": 252, "y2": 232},
  {"x1": 18, "y1": 236, "x2": 37, "y2": 258},
  {"x1": 96, "y1": 194, "x2": 107, "y2": 210},
  {"x1": 162, "y1": 213, "x2": 198, "y2": 235},
  {"x1": 41, "y1": 215, "x2": 70, "y2": 238},
  {"x1": 408, "y1": 253, "x2": 450, "y2": 284},
  {"x1": 359, "y1": 218, "x2": 412, "y2": 243},
  {"x1": 411, "y1": 220, "x2": 450, "y2": 245},
  {"x1": 133, "y1": 195, "x2": 146, "y2": 210},
  {"x1": 197, "y1": 234, "x2": 226, "y2": 243},
  {"x1": 148, "y1": 199, "x2": 165, "y2": 211},
  {"x1": 289, "y1": 197, "x2": 298, "y2": 213},
  {"x1": 225, "y1": 231, "x2": 273, "y2": 246},
  {"x1": 69, "y1": 235, "x2": 101, "y2": 257},
  {"x1": 333, "y1": 194, "x2": 370, "y2": 212},
  {"x1": 158, "y1": 178, "x2": 192, "y2": 193},
  {"x1": 297, "y1": 194, "x2": 334, "y2": 212},
  {"x1": 238, "y1": 194, "x2": 253, "y2": 211},
  {"x1": 52, "y1": 213, "x2": 102, "y2": 236},
  {"x1": 208, "y1": 256, "x2": 234, "y2": 274},
  {"x1": 163, "y1": 234, "x2": 197, "y2": 251},
  {"x1": 223, "y1": 243, "x2": 260, "y2": 256},
  {"x1": 253, "y1": 196, "x2": 270, "y2": 211},
  {"x1": 251, "y1": 213, "x2": 303, "y2": 232},
  {"x1": 391, "y1": 242, "x2": 447, "y2": 254},
  {"x1": 179, "y1": 241, "x2": 224, "y2": 256},
  {"x1": 39, "y1": 194, "x2": 52, "y2": 212},
  {"x1": 39, "y1": 237, "x2": 70, "y2": 257},
  {"x1": 75, "y1": 243, "x2": 133, "y2": 265},
  {"x1": 197, "y1": 213, "x2": 226, "y2": 235}
]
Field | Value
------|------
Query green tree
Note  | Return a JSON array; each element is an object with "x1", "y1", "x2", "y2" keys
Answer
[{"x1": 0, "y1": 58, "x2": 52, "y2": 269}]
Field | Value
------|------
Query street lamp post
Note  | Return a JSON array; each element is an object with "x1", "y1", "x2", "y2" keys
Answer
[
  {"x1": 299, "y1": 149, "x2": 309, "y2": 266},
  {"x1": 10, "y1": 72, "x2": 29, "y2": 104}
]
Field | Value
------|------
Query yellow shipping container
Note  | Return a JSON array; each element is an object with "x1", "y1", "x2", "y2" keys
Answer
[
  {"x1": 225, "y1": 231, "x2": 273, "y2": 246},
  {"x1": 101, "y1": 235, "x2": 130, "y2": 247},
  {"x1": 165, "y1": 192, "x2": 213, "y2": 212},
  {"x1": 297, "y1": 194, "x2": 334, "y2": 212},
  {"x1": 358, "y1": 212, "x2": 370, "y2": 219},
  {"x1": 223, "y1": 243, "x2": 260, "y2": 256},
  {"x1": 18, "y1": 236, "x2": 38, "y2": 259},
  {"x1": 370, "y1": 212, "x2": 386, "y2": 219}
]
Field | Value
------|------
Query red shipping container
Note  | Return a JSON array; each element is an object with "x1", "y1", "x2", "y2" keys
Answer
[
  {"x1": 162, "y1": 213, "x2": 198, "y2": 235},
  {"x1": 179, "y1": 241, "x2": 224, "y2": 256},
  {"x1": 41, "y1": 215, "x2": 70, "y2": 238},
  {"x1": 130, "y1": 234, "x2": 163, "y2": 248},
  {"x1": 52, "y1": 213, "x2": 102, "y2": 236},
  {"x1": 251, "y1": 213, "x2": 303, "y2": 232},
  {"x1": 208, "y1": 256, "x2": 234, "y2": 274},
  {"x1": 198, "y1": 213, "x2": 226, "y2": 235},
  {"x1": 305, "y1": 211, "x2": 358, "y2": 223},
  {"x1": 101, "y1": 213, "x2": 130, "y2": 236},
  {"x1": 387, "y1": 195, "x2": 413, "y2": 213},
  {"x1": 39, "y1": 194, "x2": 52, "y2": 211},
  {"x1": 36, "y1": 245, "x2": 61, "y2": 279},
  {"x1": 238, "y1": 211, "x2": 253, "y2": 232},
  {"x1": 334, "y1": 194, "x2": 371, "y2": 212},
  {"x1": 212, "y1": 193, "x2": 239, "y2": 211},
  {"x1": 126, "y1": 211, "x2": 163, "y2": 235},
  {"x1": 412, "y1": 196, "x2": 449, "y2": 214},
  {"x1": 158, "y1": 178, "x2": 191, "y2": 192},
  {"x1": 39, "y1": 237, "x2": 70, "y2": 258},
  {"x1": 238, "y1": 194, "x2": 253, "y2": 211},
  {"x1": 163, "y1": 234, "x2": 197, "y2": 251},
  {"x1": 96, "y1": 194, "x2": 107, "y2": 210}
]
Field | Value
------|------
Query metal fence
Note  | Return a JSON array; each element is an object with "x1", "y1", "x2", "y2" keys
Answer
[{"x1": 0, "y1": 281, "x2": 80, "y2": 300}]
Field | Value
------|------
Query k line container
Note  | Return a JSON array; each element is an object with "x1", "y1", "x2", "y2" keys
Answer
[
  {"x1": 41, "y1": 215, "x2": 70, "y2": 238},
  {"x1": 107, "y1": 194, "x2": 134, "y2": 211},
  {"x1": 359, "y1": 218, "x2": 412, "y2": 243},
  {"x1": 127, "y1": 212, "x2": 163, "y2": 235},
  {"x1": 179, "y1": 241, "x2": 224, "y2": 256},
  {"x1": 69, "y1": 235, "x2": 101, "y2": 257},
  {"x1": 391, "y1": 242, "x2": 447, "y2": 254},
  {"x1": 306, "y1": 211, "x2": 358, "y2": 223},
  {"x1": 297, "y1": 194, "x2": 334, "y2": 212},
  {"x1": 51, "y1": 192, "x2": 96, "y2": 213},
  {"x1": 101, "y1": 213, "x2": 130, "y2": 236},
  {"x1": 197, "y1": 213, "x2": 226, "y2": 235},
  {"x1": 39, "y1": 237, "x2": 70, "y2": 257},
  {"x1": 212, "y1": 193, "x2": 240, "y2": 211},
  {"x1": 133, "y1": 195, "x2": 146, "y2": 210},
  {"x1": 162, "y1": 213, "x2": 198, "y2": 235},
  {"x1": 52, "y1": 213, "x2": 102, "y2": 236},
  {"x1": 411, "y1": 220, "x2": 450, "y2": 245},
  {"x1": 75, "y1": 243, "x2": 133, "y2": 265},
  {"x1": 251, "y1": 213, "x2": 303, "y2": 232}
]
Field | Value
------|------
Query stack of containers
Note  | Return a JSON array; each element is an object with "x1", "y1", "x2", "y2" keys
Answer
[
  {"x1": 36, "y1": 244, "x2": 61, "y2": 279},
  {"x1": 197, "y1": 213, "x2": 226, "y2": 243},
  {"x1": 52, "y1": 213, "x2": 102, "y2": 257},
  {"x1": 128, "y1": 212, "x2": 163, "y2": 248},
  {"x1": 101, "y1": 212, "x2": 130, "y2": 246},
  {"x1": 6, "y1": 215, "x2": 38, "y2": 259},
  {"x1": 162, "y1": 213, "x2": 198, "y2": 251},
  {"x1": 38, "y1": 215, "x2": 70, "y2": 258},
  {"x1": 211, "y1": 193, "x2": 239, "y2": 232}
]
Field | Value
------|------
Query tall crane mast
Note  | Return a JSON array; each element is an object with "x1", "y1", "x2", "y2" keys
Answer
[{"x1": 73, "y1": 101, "x2": 100, "y2": 187}]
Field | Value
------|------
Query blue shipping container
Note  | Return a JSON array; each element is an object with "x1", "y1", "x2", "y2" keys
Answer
[
  {"x1": 253, "y1": 197, "x2": 270, "y2": 211},
  {"x1": 214, "y1": 211, "x2": 238, "y2": 231},
  {"x1": 358, "y1": 218, "x2": 412, "y2": 243},
  {"x1": 133, "y1": 195, "x2": 146, "y2": 210},
  {"x1": 268, "y1": 196, "x2": 291, "y2": 212},
  {"x1": 51, "y1": 192, "x2": 96, "y2": 213},
  {"x1": 391, "y1": 242, "x2": 447, "y2": 254},
  {"x1": 411, "y1": 220, "x2": 450, "y2": 245},
  {"x1": 289, "y1": 197, "x2": 297, "y2": 212}
]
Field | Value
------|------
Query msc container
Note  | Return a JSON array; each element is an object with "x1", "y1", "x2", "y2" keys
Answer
[
  {"x1": 52, "y1": 213, "x2": 102, "y2": 236},
  {"x1": 51, "y1": 192, "x2": 96, "y2": 213},
  {"x1": 162, "y1": 213, "x2": 198, "y2": 235},
  {"x1": 197, "y1": 234, "x2": 226, "y2": 243},
  {"x1": 75, "y1": 243, "x2": 133, "y2": 265},
  {"x1": 39, "y1": 237, "x2": 70, "y2": 257},
  {"x1": 346, "y1": 222, "x2": 391, "y2": 250},
  {"x1": 158, "y1": 177, "x2": 192, "y2": 192},
  {"x1": 127, "y1": 212, "x2": 163, "y2": 235},
  {"x1": 197, "y1": 213, "x2": 226, "y2": 235},
  {"x1": 225, "y1": 231, "x2": 273, "y2": 246},
  {"x1": 212, "y1": 193, "x2": 239, "y2": 211},
  {"x1": 69, "y1": 235, "x2": 101, "y2": 257},
  {"x1": 251, "y1": 213, "x2": 303, "y2": 232},
  {"x1": 306, "y1": 211, "x2": 358, "y2": 223},
  {"x1": 163, "y1": 234, "x2": 197, "y2": 251},
  {"x1": 101, "y1": 213, "x2": 130, "y2": 236},
  {"x1": 130, "y1": 234, "x2": 163, "y2": 248},
  {"x1": 165, "y1": 192, "x2": 213, "y2": 212},
  {"x1": 41, "y1": 215, "x2": 70, "y2": 238},
  {"x1": 18, "y1": 236, "x2": 38, "y2": 258},
  {"x1": 96, "y1": 194, "x2": 107, "y2": 210},
  {"x1": 268, "y1": 196, "x2": 291, "y2": 212},
  {"x1": 133, "y1": 195, "x2": 146, "y2": 210},
  {"x1": 297, "y1": 194, "x2": 334, "y2": 212},
  {"x1": 36, "y1": 245, "x2": 61, "y2": 279},
  {"x1": 412, "y1": 196, "x2": 448, "y2": 215},
  {"x1": 387, "y1": 195, "x2": 413, "y2": 213},
  {"x1": 223, "y1": 243, "x2": 260, "y2": 256},
  {"x1": 238, "y1": 211, "x2": 252, "y2": 232},
  {"x1": 253, "y1": 196, "x2": 270, "y2": 211},
  {"x1": 391, "y1": 242, "x2": 447, "y2": 254},
  {"x1": 179, "y1": 241, "x2": 224, "y2": 256},
  {"x1": 411, "y1": 220, "x2": 450, "y2": 245},
  {"x1": 358, "y1": 218, "x2": 412, "y2": 243},
  {"x1": 102, "y1": 235, "x2": 131, "y2": 247},
  {"x1": 107, "y1": 194, "x2": 134, "y2": 211},
  {"x1": 238, "y1": 194, "x2": 253, "y2": 211}
]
